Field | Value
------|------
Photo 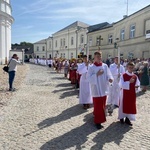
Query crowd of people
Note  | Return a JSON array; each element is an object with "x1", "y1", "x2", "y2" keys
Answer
[{"x1": 29, "y1": 54, "x2": 150, "y2": 129}]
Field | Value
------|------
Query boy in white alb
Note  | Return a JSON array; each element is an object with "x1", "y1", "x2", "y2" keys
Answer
[
  {"x1": 87, "y1": 51, "x2": 113, "y2": 129},
  {"x1": 118, "y1": 62, "x2": 140, "y2": 126}
]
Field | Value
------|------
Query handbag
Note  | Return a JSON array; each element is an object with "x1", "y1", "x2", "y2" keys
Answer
[{"x1": 3, "y1": 59, "x2": 12, "y2": 73}]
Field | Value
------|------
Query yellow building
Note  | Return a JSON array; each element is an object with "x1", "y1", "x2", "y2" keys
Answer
[{"x1": 88, "y1": 5, "x2": 150, "y2": 60}]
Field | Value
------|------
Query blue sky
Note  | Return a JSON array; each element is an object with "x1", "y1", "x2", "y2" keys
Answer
[{"x1": 11, "y1": 0, "x2": 150, "y2": 44}]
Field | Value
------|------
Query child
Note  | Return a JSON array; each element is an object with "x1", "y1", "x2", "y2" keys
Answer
[{"x1": 118, "y1": 62, "x2": 140, "y2": 126}]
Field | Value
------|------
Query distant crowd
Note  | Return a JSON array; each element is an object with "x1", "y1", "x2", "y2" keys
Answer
[{"x1": 29, "y1": 57, "x2": 150, "y2": 90}]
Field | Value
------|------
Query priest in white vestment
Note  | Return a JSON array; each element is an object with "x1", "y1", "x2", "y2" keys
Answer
[
  {"x1": 87, "y1": 51, "x2": 113, "y2": 129},
  {"x1": 78, "y1": 55, "x2": 93, "y2": 109}
]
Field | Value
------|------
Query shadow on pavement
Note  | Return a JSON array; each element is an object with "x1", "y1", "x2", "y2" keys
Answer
[
  {"x1": 40, "y1": 114, "x2": 132, "y2": 150},
  {"x1": 52, "y1": 87, "x2": 74, "y2": 93},
  {"x1": 56, "y1": 83, "x2": 72, "y2": 88},
  {"x1": 91, "y1": 122, "x2": 132, "y2": 150},
  {"x1": 37, "y1": 105, "x2": 86, "y2": 130},
  {"x1": 23, "y1": 105, "x2": 87, "y2": 137},
  {"x1": 59, "y1": 89, "x2": 79, "y2": 99},
  {"x1": 40, "y1": 113, "x2": 96, "y2": 150},
  {"x1": 51, "y1": 77, "x2": 67, "y2": 80}
]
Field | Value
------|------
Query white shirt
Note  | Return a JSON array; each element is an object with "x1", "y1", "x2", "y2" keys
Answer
[{"x1": 8, "y1": 58, "x2": 21, "y2": 72}]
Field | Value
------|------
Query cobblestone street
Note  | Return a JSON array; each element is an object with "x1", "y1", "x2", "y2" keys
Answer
[{"x1": 0, "y1": 64, "x2": 150, "y2": 150}]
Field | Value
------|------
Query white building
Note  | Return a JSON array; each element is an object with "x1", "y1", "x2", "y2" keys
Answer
[
  {"x1": 34, "y1": 21, "x2": 89, "y2": 59},
  {"x1": 0, "y1": 0, "x2": 14, "y2": 64},
  {"x1": 33, "y1": 39, "x2": 47, "y2": 59}
]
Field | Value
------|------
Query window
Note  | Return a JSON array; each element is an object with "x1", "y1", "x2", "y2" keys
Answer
[
  {"x1": 63, "y1": 53, "x2": 65, "y2": 58},
  {"x1": 55, "y1": 40, "x2": 57, "y2": 47},
  {"x1": 71, "y1": 53, "x2": 73, "y2": 58},
  {"x1": 42, "y1": 46, "x2": 45, "y2": 51},
  {"x1": 49, "y1": 41, "x2": 51, "y2": 49},
  {"x1": 108, "y1": 35, "x2": 113, "y2": 44},
  {"x1": 120, "y1": 54, "x2": 124, "y2": 59},
  {"x1": 120, "y1": 29, "x2": 125, "y2": 41},
  {"x1": 130, "y1": 25, "x2": 135, "y2": 38},
  {"x1": 36, "y1": 46, "x2": 39, "y2": 51},
  {"x1": 81, "y1": 35, "x2": 84, "y2": 44},
  {"x1": 89, "y1": 37, "x2": 92, "y2": 46},
  {"x1": 145, "y1": 19, "x2": 150, "y2": 34},
  {"x1": 60, "y1": 39, "x2": 63, "y2": 47},
  {"x1": 63, "y1": 38, "x2": 65, "y2": 46},
  {"x1": 71, "y1": 37, "x2": 74, "y2": 45}
]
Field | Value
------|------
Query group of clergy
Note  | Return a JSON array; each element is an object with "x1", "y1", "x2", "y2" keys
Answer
[
  {"x1": 29, "y1": 58, "x2": 53, "y2": 67},
  {"x1": 77, "y1": 51, "x2": 140, "y2": 129}
]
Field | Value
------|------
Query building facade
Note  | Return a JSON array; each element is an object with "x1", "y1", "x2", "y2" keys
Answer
[
  {"x1": 88, "y1": 5, "x2": 150, "y2": 60},
  {"x1": 0, "y1": 0, "x2": 14, "y2": 64},
  {"x1": 34, "y1": 5, "x2": 150, "y2": 60},
  {"x1": 34, "y1": 21, "x2": 89, "y2": 59},
  {"x1": 34, "y1": 39, "x2": 47, "y2": 59}
]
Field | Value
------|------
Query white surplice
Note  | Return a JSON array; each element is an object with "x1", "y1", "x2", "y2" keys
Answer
[
  {"x1": 118, "y1": 71, "x2": 140, "y2": 121},
  {"x1": 107, "y1": 63, "x2": 125, "y2": 106},
  {"x1": 78, "y1": 63, "x2": 93, "y2": 104},
  {"x1": 87, "y1": 63, "x2": 113, "y2": 97}
]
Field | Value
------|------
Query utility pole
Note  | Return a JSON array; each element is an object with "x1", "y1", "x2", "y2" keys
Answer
[{"x1": 126, "y1": 0, "x2": 129, "y2": 16}]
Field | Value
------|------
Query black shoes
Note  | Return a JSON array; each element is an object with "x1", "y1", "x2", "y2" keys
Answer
[
  {"x1": 120, "y1": 117, "x2": 133, "y2": 126},
  {"x1": 83, "y1": 104, "x2": 90, "y2": 110},
  {"x1": 120, "y1": 119, "x2": 124, "y2": 124},
  {"x1": 9, "y1": 88, "x2": 16, "y2": 92},
  {"x1": 114, "y1": 105, "x2": 119, "y2": 108},
  {"x1": 96, "y1": 124, "x2": 104, "y2": 130},
  {"x1": 125, "y1": 117, "x2": 133, "y2": 126}
]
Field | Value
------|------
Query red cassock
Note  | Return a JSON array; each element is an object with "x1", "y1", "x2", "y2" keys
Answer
[
  {"x1": 93, "y1": 96, "x2": 107, "y2": 124},
  {"x1": 71, "y1": 70, "x2": 77, "y2": 84},
  {"x1": 69, "y1": 69, "x2": 72, "y2": 81},
  {"x1": 123, "y1": 74, "x2": 137, "y2": 114}
]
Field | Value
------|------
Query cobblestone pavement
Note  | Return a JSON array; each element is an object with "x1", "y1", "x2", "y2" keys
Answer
[{"x1": 0, "y1": 64, "x2": 150, "y2": 150}]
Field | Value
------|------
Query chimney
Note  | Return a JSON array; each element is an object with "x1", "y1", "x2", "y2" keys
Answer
[{"x1": 123, "y1": 15, "x2": 128, "y2": 19}]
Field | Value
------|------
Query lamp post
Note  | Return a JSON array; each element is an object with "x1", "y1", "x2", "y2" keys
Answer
[{"x1": 22, "y1": 49, "x2": 25, "y2": 64}]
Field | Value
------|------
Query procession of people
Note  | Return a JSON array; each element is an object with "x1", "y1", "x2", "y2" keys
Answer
[{"x1": 29, "y1": 53, "x2": 150, "y2": 129}]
